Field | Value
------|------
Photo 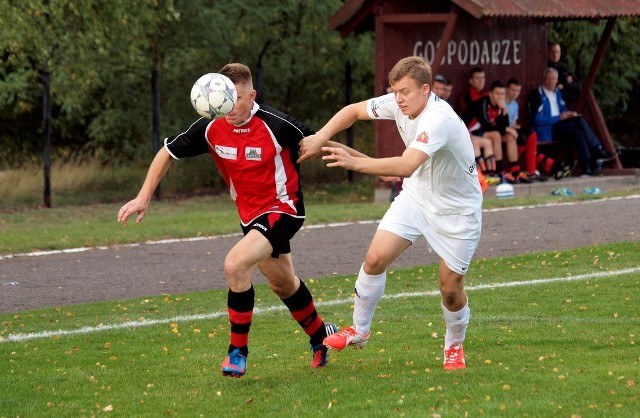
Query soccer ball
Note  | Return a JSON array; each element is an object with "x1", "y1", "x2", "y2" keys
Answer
[
  {"x1": 190, "y1": 73, "x2": 237, "y2": 119},
  {"x1": 496, "y1": 182, "x2": 515, "y2": 198}
]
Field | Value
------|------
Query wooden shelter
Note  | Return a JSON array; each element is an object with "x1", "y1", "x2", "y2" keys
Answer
[{"x1": 329, "y1": 0, "x2": 640, "y2": 196}]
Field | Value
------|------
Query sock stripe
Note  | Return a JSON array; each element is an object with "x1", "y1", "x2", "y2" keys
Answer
[{"x1": 228, "y1": 308, "x2": 252, "y2": 324}]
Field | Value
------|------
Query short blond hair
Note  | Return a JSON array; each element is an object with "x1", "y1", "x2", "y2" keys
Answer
[
  {"x1": 220, "y1": 63, "x2": 253, "y2": 87},
  {"x1": 388, "y1": 56, "x2": 432, "y2": 88}
]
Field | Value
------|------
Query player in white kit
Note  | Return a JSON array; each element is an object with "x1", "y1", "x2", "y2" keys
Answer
[{"x1": 298, "y1": 56, "x2": 482, "y2": 369}]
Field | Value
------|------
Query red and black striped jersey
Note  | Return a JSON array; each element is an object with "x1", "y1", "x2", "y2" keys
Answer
[{"x1": 164, "y1": 103, "x2": 314, "y2": 225}]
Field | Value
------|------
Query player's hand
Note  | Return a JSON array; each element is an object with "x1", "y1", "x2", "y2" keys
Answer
[
  {"x1": 117, "y1": 198, "x2": 148, "y2": 227},
  {"x1": 298, "y1": 134, "x2": 327, "y2": 162},
  {"x1": 321, "y1": 146, "x2": 356, "y2": 170}
]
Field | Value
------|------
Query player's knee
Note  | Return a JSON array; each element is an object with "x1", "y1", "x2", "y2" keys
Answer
[
  {"x1": 440, "y1": 276, "x2": 464, "y2": 301},
  {"x1": 363, "y1": 251, "x2": 388, "y2": 275},
  {"x1": 223, "y1": 255, "x2": 244, "y2": 280}
]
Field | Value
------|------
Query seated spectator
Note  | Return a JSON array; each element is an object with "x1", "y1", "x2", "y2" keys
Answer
[
  {"x1": 467, "y1": 80, "x2": 531, "y2": 184},
  {"x1": 547, "y1": 42, "x2": 580, "y2": 100},
  {"x1": 442, "y1": 78, "x2": 454, "y2": 102},
  {"x1": 528, "y1": 67, "x2": 615, "y2": 177},
  {"x1": 459, "y1": 67, "x2": 488, "y2": 120},
  {"x1": 505, "y1": 78, "x2": 550, "y2": 181},
  {"x1": 432, "y1": 74, "x2": 448, "y2": 99}
]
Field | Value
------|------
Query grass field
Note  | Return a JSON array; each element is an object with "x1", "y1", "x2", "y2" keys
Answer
[{"x1": 2, "y1": 242, "x2": 638, "y2": 417}]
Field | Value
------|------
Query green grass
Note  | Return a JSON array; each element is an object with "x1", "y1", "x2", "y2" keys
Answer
[{"x1": 1, "y1": 242, "x2": 639, "y2": 417}]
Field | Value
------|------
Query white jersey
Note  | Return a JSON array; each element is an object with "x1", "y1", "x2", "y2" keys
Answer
[{"x1": 367, "y1": 92, "x2": 482, "y2": 215}]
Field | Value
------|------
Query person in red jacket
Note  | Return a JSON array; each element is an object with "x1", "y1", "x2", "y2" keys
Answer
[
  {"x1": 117, "y1": 63, "x2": 336, "y2": 379},
  {"x1": 459, "y1": 66, "x2": 487, "y2": 117}
]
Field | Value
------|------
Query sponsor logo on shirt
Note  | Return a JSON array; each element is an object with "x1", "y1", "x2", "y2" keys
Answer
[
  {"x1": 215, "y1": 145, "x2": 237, "y2": 160},
  {"x1": 233, "y1": 128, "x2": 251, "y2": 134},
  {"x1": 416, "y1": 131, "x2": 429, "y2": 144},
  {"x1": 370, "y1": 100, "x2": 380, "y2": 117},
  {"x1": 245, "y1": 147, "x2": 262, "y2": 161},
  {"x1": 371, "y1": 96, "x2": 395, "y2": 118}
]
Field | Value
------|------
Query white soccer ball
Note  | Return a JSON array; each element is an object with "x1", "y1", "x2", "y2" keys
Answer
[
  {"x1": 190, "y1": 73, "x2": 237, "y2": 119},
  {"x1": 496, "y1": 182, "x2": 515, "y2": 198}
]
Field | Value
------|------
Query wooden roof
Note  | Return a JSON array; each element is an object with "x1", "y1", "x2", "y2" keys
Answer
[
  {"x1": 454, "y1": 0, "x2": 640, "y2": 19},
  {"x1": 330, "y1": 0, "x2": 640, "y2": 35}
]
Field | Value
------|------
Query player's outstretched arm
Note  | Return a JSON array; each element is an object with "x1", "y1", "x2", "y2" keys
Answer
[
  {"x1": 327, "y1": 141, "x2": 401, "y2": 183},
  {"x1": 117, "y1": 148, "x2": 173, "y2": 227},
  {"x1": 321, "y1": 146, "x2": 427, "y2": 178},
  {"x1": 298, "y1": 101, "x2": 370, "y2": 162}
]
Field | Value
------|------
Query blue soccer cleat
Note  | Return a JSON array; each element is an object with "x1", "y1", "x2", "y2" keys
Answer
[
  {"x1": 221, "y1": 348, "x2": 247, "y2": 378},
  {"x1": 310, "y1": 323, "x2": 338, "y2": 368}
]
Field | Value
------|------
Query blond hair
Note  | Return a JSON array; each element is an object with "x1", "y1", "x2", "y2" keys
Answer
[
  {"x1": 388, "y1": 56, "x2": 432, "y2": 88},
  {"x1": 220, "y1": 63, "x2": 253, "y2": 87}
]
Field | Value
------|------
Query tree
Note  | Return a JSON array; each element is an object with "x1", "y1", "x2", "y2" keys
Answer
[
  {"x1": 0, "y1": 0, "x2": 375, "y2": 172},
  {"x1": 549, "y1": 17, "x2": 640, "y2": 148},
  {"x1": 0, "y1": 0, "x2": 118, "y2": 205}
]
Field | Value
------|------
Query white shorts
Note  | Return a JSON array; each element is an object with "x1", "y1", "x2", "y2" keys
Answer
[{"x1": 377, "y1": 192, "x2": 482, "y2": 275}]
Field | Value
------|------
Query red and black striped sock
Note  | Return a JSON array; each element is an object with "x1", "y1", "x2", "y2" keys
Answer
[
  {"x1": 227, "y1": 286, "x2": 254, "y2": 357},
  {"x1": 282, "y1": 279, "x2": 325, "y2": 347}
]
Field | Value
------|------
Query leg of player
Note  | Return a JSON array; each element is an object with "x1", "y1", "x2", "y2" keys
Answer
[
  {"x1": 258, "y1": 254, "x2": 338, "y2": 368},
  {"x1": 324, "y1": 230, "x2": 410, "y2": 351},
  {"x1": 439, "y1": 259, "x2": 470, "y2": 370},
  {"x1": 220, "y1": 230, "x2": 271, "y2": 378}
]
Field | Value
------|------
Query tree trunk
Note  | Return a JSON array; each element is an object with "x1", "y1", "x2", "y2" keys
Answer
[{"x1": 42, "y1": 64, "x2": 52, "y2": 208}]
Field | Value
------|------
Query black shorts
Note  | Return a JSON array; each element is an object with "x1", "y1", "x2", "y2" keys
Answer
[{"x1": 241, "y1": 213, "x2": 304, "y2": 258}]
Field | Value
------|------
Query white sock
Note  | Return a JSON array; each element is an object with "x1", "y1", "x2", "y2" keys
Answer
[
  {"x1": 353, "y1": 264, "x2": 386, "y2": 335},
  {"x1": 441, "y1": 300, "x2": 470, "y2": 349}
]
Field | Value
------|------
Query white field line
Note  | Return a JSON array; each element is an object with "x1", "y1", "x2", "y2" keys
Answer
[
  {"x1": 1, "y1": 267, "x2": 638, "y2": 344},
  {"x1": 1, "y1": 195, "x2": 638, "y2": 261}
]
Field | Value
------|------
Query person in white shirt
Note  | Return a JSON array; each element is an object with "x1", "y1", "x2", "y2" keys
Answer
[{"x1": 298, "y1": 56, "x2": 482, "y2": 370}]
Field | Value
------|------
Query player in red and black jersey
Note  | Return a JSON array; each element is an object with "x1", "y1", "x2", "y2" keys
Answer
[{"x1": 118, "y1": 63, "x2": 336, "y2": 378}]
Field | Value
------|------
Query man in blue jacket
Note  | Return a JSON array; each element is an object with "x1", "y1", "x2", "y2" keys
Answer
[{"x1": 528, "y1": 68, "x2": 615, "y2": 176}]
